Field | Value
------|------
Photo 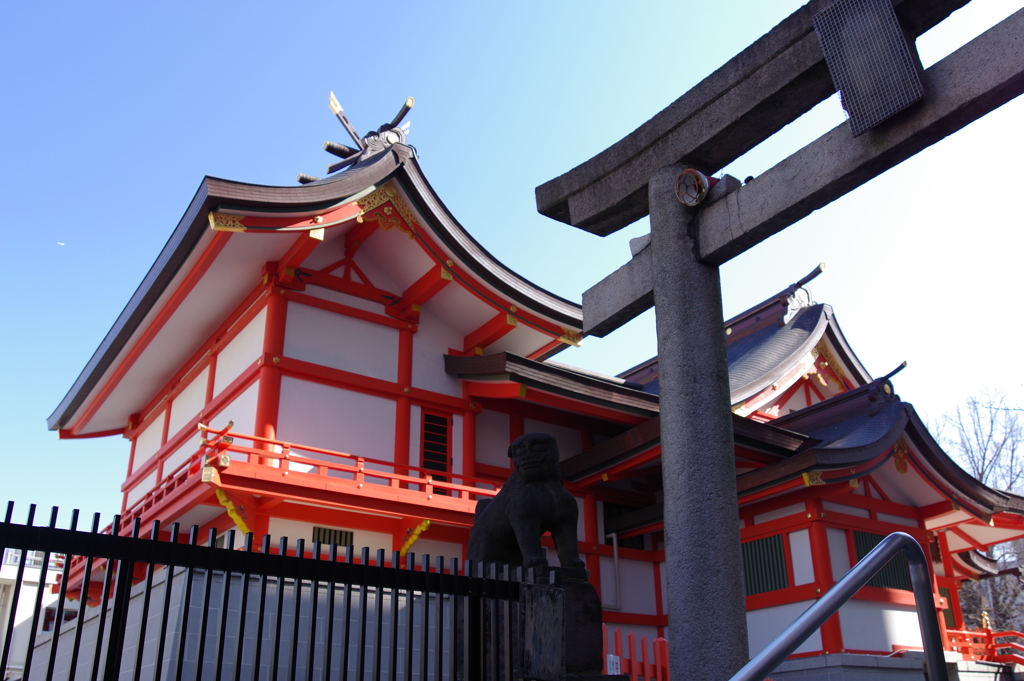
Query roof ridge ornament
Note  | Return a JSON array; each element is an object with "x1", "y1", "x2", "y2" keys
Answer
[{"x1": 298, "y1": 94, "x2": 415, "y2": 184}]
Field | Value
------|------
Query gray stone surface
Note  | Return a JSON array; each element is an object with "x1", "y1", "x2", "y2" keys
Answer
[
  {"x1": 648, "y1": 164, "x2": 748, "y2": 681},
  {"x1": 580, "y1": 8, "x2": 1024, "y2": 337},
  {"x1": 581, "y1": 246, "x2": 652, "y2": 337},
  {"x1": 698, "y1": 8, "x2": 1024, "y2": 265},
  {"x1": 535, "y1": 0, "x2": 970, "y2": 235}
]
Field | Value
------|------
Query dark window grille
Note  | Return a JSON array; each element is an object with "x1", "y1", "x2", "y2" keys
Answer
[
  {"x1": 854, "y1": 531, "x2": 913, "y2": 591},
  {"x1": 311, "y1": 526, "x2": 353, "y2": 547},
  {"x1": 742, "y1": 534, "x2": 789, "y2": 596},
  {"x1": 422, "y1": 413, "x2": 450, "y2": 494},
  {"x1": 41, "y1": 606, "x2": 77, "y2": 633}
]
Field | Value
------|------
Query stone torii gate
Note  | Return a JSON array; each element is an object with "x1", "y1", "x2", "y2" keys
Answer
[{"x1": 535, "y1": 1, "x2": 1024, "y2": 679}]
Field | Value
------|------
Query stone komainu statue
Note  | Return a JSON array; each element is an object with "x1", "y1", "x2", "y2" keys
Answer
[{"x1": 467, "y1": 432, "x2": 585, "y2": 569}]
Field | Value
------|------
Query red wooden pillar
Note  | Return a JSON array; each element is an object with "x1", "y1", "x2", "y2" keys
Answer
[
  {"x1": 254, "y1": 289, "x2": 287, "y2": 448},
  {"x1": 807, "y1": 499, "x2": 844, "y2": 654},
  {"x1": 395, "y1": 328, "x2": 413, "y2": 475},
  {"x1": 583, "y1": 493, "x2": 602, "y2": 598}
]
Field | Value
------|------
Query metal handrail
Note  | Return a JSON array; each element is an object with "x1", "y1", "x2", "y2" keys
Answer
[{"x1": 730, "y1": 532, "x2": 948, "y2": 681}]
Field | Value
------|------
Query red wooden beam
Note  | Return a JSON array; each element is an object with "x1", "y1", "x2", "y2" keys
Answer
[
  {"x1": 276, "y1": 231, "x2": 325, "y2": 284},
  {"x1": 301, "y1": 268, "x2": 402, "y2": 309},
  {"x1": 395, "y1": 264, "x2": 452, "y2": 317},
  {"x1": 463, "y1": 311, "x2": 519, "y2": 354}
]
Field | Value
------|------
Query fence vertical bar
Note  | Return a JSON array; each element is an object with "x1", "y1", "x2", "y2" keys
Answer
[
  {"x1": 43, "y1": 508, "x2": 79, "y2": 681},
  {"x1": 102, "y1": 516, "x2": 141, "y2": 681},
  {"x1": 434, "y1": 556, "x2": 445, "y2": 681},
  {"x1": 403, "y1": 553, "x2": 415, "y2": 681},
  {"x1": 322, "y1": 544, "x2": 337, "y2": 681},
  {"x1": 448, "y1": 558, "x2": 459, "y2": 681},
  {"x1": 1, "y1": 504, "x2": 32, "y2": 681},
  {"x1": 271, "y1": 537, "x2": 289, "y2": 681},
  {"x1": 233, "y1": 533, "x2": 255, "y2": 681},
  {"x1": 372, "y1": 549, "x2": 385, "y2": 681},
  {"x1": 154, "y1": 523, "x2": 181, "y2": 681},
  {"x1": 464, "y1": 559, "x2": 479, "y2": 681},
  {"x1": 252, "y1": 535, "x2": 272, "y2": 681},
  {"x1": 501, "y1": 565, "x2": 512, "y2": 681},
  {"x1": 387, "y1": 551, "x2": 400, "y2": 681},
  {"x1": 173, "y1": 526, "x2": 200, "y2": 681},
  {"x1": 23, "y1": 506, "x2": 60, "y2": 681},
  {"x1": 487, "y1": 563, "x2": 497, "y2": 681},
  {"x1": 340, "y1": 545, "x2": 354, "y2": 681},
  {"x1": 305, "y1": 541, "x2": 321, "y2": 681},
  {"x1": 289, "y1": 539, "x2": 304, "y2": 681},
  {"x1": 214, "y1": 530, "x2": 237, "y2": 681},
  {"x1": 355, "y1": 547, "x2": 369, "y2": 681},
  {"x1": 68, "y1": 513, "x2": 103, "y2": 681},
  {"x1": 419, "y1": 554, "x2": 431, "y2": 681},
  {"x1": 193, "y1": 528, "x2": 220, "y2": 681},
  {"x1": 130, "y1": 520, "x2": 161, "y2": 681}
]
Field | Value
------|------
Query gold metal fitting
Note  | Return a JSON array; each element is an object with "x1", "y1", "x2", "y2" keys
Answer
[{"x1": 272, "y1": 356, "x2": 281, "y2": 364}]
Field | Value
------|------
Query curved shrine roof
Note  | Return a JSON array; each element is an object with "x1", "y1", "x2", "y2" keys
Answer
[{"x1": 50, "y1": 143, "x2": 582, "y2": 435}]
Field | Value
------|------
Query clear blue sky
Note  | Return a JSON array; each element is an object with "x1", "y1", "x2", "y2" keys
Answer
[{"x1": 1, "y1": 1, "x2": 1021, "y2": 523}]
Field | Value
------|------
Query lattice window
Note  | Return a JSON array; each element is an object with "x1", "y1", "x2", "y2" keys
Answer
[
  {"x1": 742, "y1": 534, "x2": 789, "y2": 596},
  {"x1": 854, "y1": 530, "x2": 913, "y2": 591},
  {"x1": 422, "y1": 413, "x2": 450, "y2": 494},
  {"x1": 312, "y1": 526, "x2": 354, "y2": 548}
]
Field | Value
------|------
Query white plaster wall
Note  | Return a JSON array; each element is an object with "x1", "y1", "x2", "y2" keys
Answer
[
  {"x1": 210, "y1": 381, "x2": 258, "y2": 458},
  {"x1": 276, "y1": 377, "x2": 396, "y2": 463},
  {"x1": 476, "y1": 410, "x2": 510, "y2": 467},
  {"x1": 168, "y1": 367, "x2": 208, "y2": 437},
  {"x1": 789, "y1": 529, "x2": 814, "y2": 585},
  {"x1": 162, "y1": 441, "x2": 193, "y2": 477},
  {"x1": 828, "y1": 527, "x2": 852, "y2": 581},
  {"x1": 132, "y1": 414, "x2": 165, "y2": 473},
  {"x1": 284, "y1": 302, "x2": 398, "y2": 382},
  {"x1": 303, "y1": 285, "x2": 384, "y2": 315},
  {"x1": 575, "y1": 496, "x2": 585, "y2": 545},
  {"x1": 267, "y1": 518, "x2": 393, "y2": 557},
  {"x1": 524, "y1": 419, "x2": 581, "y2": 460},
  {"x1": 839, "y1": 601, "x2": 923, "y2": 652},
  {"x1": 598, "y1": 557, "x2": 657, "y2": 615},
  {"x1": 408, "y1": 404, "x2": 422, "y2": 469},
  {"x1": 125, "y1": 471, "x2": 157, "y2": 508},
  {"x1": 411, "y1": 308, "x2": 462, "y2": 397},
  {"x1": 753, "y1": 502, "x2": 805, "y2": 525},
  {"x1": 747, "y1": 601, "x2": 822, "y2": 657},
  {"x1": 406, "y1": 539, "x2": 463, "y2": 565},
  {"x1": 659, "y1": 562, "x2": 667, "y2": 613},
  {"x1": 451, "y1": 414, "x2": 463, "y2": 477},
  {"x1": 877, "y1": 513, "x2": 919, "y2": 528},
  {"x1": 823, "y1": 501, "x2": 870, "y2": 518},
  {"x1": 214, "y1": 308, "x2": 265, "y2": 395}
]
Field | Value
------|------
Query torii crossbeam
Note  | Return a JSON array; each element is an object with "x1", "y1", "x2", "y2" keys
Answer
[{"x1": 536, "y1": 2, "x2": 1024, "y2": 680}]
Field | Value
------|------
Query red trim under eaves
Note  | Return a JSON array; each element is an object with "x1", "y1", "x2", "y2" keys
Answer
[
  {"x1": 59, "y1": 427, "x2": 125, "y2": 440},
  {"x1": 68, "y1": 231, "x2": 234, "y2": 436}
]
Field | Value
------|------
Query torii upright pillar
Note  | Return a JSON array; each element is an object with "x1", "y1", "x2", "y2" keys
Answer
[{"x1": 649, "y1": 164, "x2": 747, "y2": 679}]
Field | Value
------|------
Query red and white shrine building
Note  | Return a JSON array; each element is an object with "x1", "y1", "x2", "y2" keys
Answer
[{"x1": 48, "y1": 121, "x2": 1024, "y2": 661}]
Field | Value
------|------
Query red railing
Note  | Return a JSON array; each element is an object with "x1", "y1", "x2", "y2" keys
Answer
[
  {"x1": 69, "y1": 423, "x2": 502, "y2": 577},
  {"x1": 947, "y1": 628, "x2": 1024, "y2": 665},
  {"x1": 194, "y1": 423, "x2": 503, "y2": 498},
  {"x1": 601, "y1": 624, "x2": 670, "y2": 681}
]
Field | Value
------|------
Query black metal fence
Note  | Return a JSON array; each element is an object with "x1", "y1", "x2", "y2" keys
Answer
[{"x1": 0, "y1": 504, "x2": 524, "y2": 681}]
